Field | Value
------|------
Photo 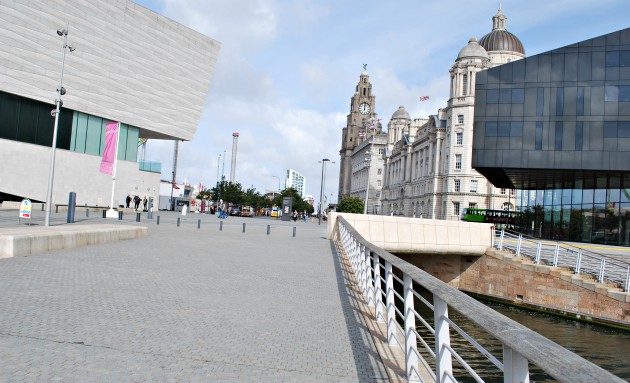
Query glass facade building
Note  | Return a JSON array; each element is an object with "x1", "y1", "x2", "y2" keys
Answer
[{"x1": 473, "y1": 28, "x2": 630, "y2": 245}]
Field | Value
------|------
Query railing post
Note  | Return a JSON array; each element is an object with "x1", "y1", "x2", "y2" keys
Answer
[
  {"x1": 498, "y1": 228, "x2": 505, "y2": 251},
  {"x1": 434, "y1": 296, "x2": 453, "y2": 383},
  {"x1": 360, "y1": 245, "x2": 368, "y2": 295},
  {"x1": 625, "y1": 266, "x2": 630, "y2": 292},
  {"x1": 365, "y1": 248, "x2": 374, "y2": 307},
  {"x1": 575, "y1": 249, "x2": 583, "y2": 275},
  {"x1": 598, "y1": 258, "x2": 606, "y2": 284},
  {"x1": 535, "y1": 242, "x2": 542, "y2": 264},
  {"x1": 516, "y1": 234, "x2": 522, "y2": 257},
  {"x1": 373, "y1": 254, "x2": 385, "y2": 322},
  {"x1": 503, "y1": 345, "x2": 530, "y2": 383},
  {"x1": 552, "y1": 243, "x2": 560, "y2": 267},
  {"x1": 385, "y1": 261, "x2": 397, "y2": 347},
  {"x1": 404, "y1": 274, "x2": 420, "y2": 382}
]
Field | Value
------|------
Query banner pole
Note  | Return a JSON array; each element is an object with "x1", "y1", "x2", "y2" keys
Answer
[{"x1": 107, "y1": 122, "x2": 121, "y2": 216}]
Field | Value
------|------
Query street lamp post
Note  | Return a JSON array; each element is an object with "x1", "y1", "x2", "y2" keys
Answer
[
  {"x1": 272, "y1": 175, "x2": 281, "y2": 195},
  {"x1": 318, "y1": 159, "x2": 334, "y2": 225},
  {"x1": 45, "y1": 25, "x2": 75, "y2": 226}
]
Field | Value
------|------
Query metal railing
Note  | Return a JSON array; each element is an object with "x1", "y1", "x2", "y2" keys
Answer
[
  {"x1": 496, "y1": 229, "x2": 630, "y2": 292},
  {"x1": 336, "y1": 216, "x2": 625, "y2": 383}
]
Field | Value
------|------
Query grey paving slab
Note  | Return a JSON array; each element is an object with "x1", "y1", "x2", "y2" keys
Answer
[{"x1": 0, "y1": 210, "x2": 389, "y2": 382}]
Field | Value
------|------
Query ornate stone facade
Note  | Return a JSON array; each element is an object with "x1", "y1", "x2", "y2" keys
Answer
[{"x1": 380, "y1": 7, "x2": 523, "y2": 219}]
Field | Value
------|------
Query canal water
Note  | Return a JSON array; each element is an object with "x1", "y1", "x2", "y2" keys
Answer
[{"x1": 427, "y1": 299, "x2": 630, "y2": 382}]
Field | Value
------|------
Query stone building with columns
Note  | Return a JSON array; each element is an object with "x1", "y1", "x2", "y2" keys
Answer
[{"x1": 380, "y1": 6, "x2": 522, "y2": 218}]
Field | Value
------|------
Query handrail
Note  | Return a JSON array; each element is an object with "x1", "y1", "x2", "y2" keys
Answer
[
  {"x1": 496, "y1": 229, "x2": 630, "y2": 291},
  {"x1": 336, "y1": 215, "x2": 625, "y2": 383}
]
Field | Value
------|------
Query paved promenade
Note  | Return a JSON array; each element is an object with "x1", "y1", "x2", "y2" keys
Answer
[{"x1": 0, "y1": 210, "x2": 389, "y2": 382}]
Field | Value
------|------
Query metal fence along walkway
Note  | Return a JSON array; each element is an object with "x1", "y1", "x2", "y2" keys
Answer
[
  {"x1": 336, "y1": 216, "x2": 626, "y2": 383},
  {"x1": 495, "y1": 229, "x2": 630, "y2": 292}
]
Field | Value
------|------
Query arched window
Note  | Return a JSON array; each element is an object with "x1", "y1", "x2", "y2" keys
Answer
[
  {"x1": 502, "y1": 202, "x2": 513, "y2": 210},
  {"x1": 463, "y1": 73, "x2": 468, "y2": 96}
]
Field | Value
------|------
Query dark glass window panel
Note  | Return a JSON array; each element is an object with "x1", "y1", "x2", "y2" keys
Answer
[
  {"x1": 577, "y1": 87, "x2": 584, "y2": 116},
  {"x1": 513, "y1": 60, "x2": 525, "y2": 82},
  {"x1": 564, "y1": 53, "x2": 578, "y2": 81},
  {"x1": 621, "y1": 51, "x2": 630, "y2": 67},
  {"x1": 604, "y1": 121, "x2": 617, "y2": 138},
  {"x1": 498, "y1": 122, "x2": 510, "y2": 137},
  {"x1": 575, "y1": 122, "x2": 583, "y2": 150},
  {"x1": 619, "y1": 85, "x2": 630, "y2": 102},
  {"x1": 535, "y1": 121, "x2": 543, "y2": 150},
  {"x1": 619, "y1": 121, "x2": 630, "y2": 138},
  {"x1": 555, "y1": 121, "x2": 563, "y2": 150},
  {"x1": 510, "y1": 121, "x2": 523, "y2": 137},
  {"x1": 605, "y1": 85, "x2": 618, "y2": 102},
  {"x1": 606, "y1": 51, "x2": 619, "y2": 67},
  {"x1": 16, "y1": 99, "x2": 38, "y2": 144},
  {"x1": 487, "y1": 89, "x2": 499, "y2": 104},
  {"x1": 577, "y1": 52, "x2": 592, "y2": 81},
  {"x1": 511, "y1": 88, "x2": 524, "y2": 103},
  {"x1": 0, "y1": 92, "x2": 19, "y2": 140},
  {"x1": 536, "y1": 88, "x2": 544, "y2": 116},
  {"x1": 499, "y1": 88, "x2": 511, "y2": 104},
  {"x1": 536, "y1": 190, "x2": 544, "y2": 206},
  {"x1": 56, "y1": 109, "x2": 73, "y2": 150},
  {"x1": 556, "y1": 87, "x2": 564, "y2": 115},
  {"x1": 500, "y1": 64, "x2": 512, "y2": 83},
  {"x1": 485, "y1": 122, "x2": 497, "y2": 137},
  {"x1": 544, "y1": 190, "x2": 554, "y2": 206}
]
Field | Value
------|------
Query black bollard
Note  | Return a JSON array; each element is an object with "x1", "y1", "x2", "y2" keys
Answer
[
  {"x1": 67, "y1": 192, "x2": 76, "y2": 223},
  {"x1": 198, "y1": 219, "x2": 201, "y2": 229},
  {"x1": 177, "y1": 217, "x2": 180, "y2": 227},
  {"x1": 102, "y1": 210, "x2": 106, "y2": 219},
  {"x1": 157, "y1": 216, "x2": 160, "y2": 225},
  {"x1": 55, "y1": 205, "x2": 59, "y2": 213},
  {"x1": 220, "y1": 221, "x2": 223, "y2": 231},
  {"x1": 267, "y1": 225, "x2": 270, "y2": 235},
  {"x1": 86, "y1": 208, "x2": 89, "y2": 217},
  {"x1": 118, "y1": 211, "x2": 123, "y2": 220},
  {"x1": 243, "y1": 223, "x2": 246, "y2": 233},
  {"x1": 293, "y1": 227, "x2": 296, "y2": 237},
  {"x1": 136, "y1": 212, "x2": 141, "y2": 222}
]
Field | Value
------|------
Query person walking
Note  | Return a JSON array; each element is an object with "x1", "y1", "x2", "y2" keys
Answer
[
  {"x1": 125, "y1": 194, "x2": 132, "y2": 208},
  {"x1": 303, "y1": 210, "x2": 307, "y2": 223},
  {"x1": 142, "y1": 196, "x2": 148, "y2": 211},
  {"x1": 133, "y1": 195, "x2": 141, "y2": 210}
]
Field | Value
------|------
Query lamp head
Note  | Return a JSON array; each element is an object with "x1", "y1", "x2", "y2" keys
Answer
[
  {"x1": 57, "y1": 28, "x2": 67, "y2": 36},
  {"x1": 68, "y1": 45, "x2": 76, "y2": 52},
  {"x1": 58, "y1": 87, "x2": 66, "y2": 96}
]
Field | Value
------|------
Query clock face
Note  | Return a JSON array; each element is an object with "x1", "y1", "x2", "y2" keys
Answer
[{"x1": 359, "y1": 102, "x2": 371, "y2": 115}]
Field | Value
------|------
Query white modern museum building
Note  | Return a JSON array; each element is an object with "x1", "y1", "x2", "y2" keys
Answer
[{"x1": 0, "y1": 0, "x2": 220, "y2": 208}]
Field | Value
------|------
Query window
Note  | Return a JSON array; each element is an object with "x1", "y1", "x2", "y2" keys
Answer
[
  {"x1": 376, "y1": 191, "x2": 381, "y2": 198},
  {"x1": 501, "y1": 188, "x2": 507, "y2": 195},
  {"x1": 454, "y1": 179, "x2": 461, "y2": 192},
  {"x1": 469, "y1": 202, "x2": 477, "y2": 209},
  {"x1": 457, "y1": 115, "x2": 464, "y2": 124},
  {"x1": 463, "y1": 73, "x2": 468, "y2": 95},
  {"x1": 377, "y1": 168, "x2": 382, "y2": 175},
  {"x1": 455, "y1": 154, "x2": 462, "y2": 170},
  {"x1": 453, "y1": 202, "x2": 460, "y2": 217},
  {"x1": 555, "y1": 122, "x2": 563, "y2": 150},
  {"x1": 377, "y1": 180, "x2": 381, "y2": 187},
  {"x1": 456, "y1": 132, "x2": 463, "y2": 145},
  {"x1": 378, "y1": 148, "x2": 384, "y2": 154},
  {"x1": 470, "y1": 180, "x2": 478, "y2": 193},
  {"x1": 535, "y1": 122, "x2": 543, "y2": 150}
]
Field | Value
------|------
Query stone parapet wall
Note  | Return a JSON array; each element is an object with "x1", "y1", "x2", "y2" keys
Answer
[{"x1": 328, "y1": 212, "x2": 494, "y2": 255}]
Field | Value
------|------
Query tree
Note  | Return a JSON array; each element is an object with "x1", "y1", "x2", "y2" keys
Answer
[
  {"x1": 337, "y1": 196, "x2": 364, "y2": 214},
  {"x1": 209, "y1": 179, "x2": 244, "y2": 205}
]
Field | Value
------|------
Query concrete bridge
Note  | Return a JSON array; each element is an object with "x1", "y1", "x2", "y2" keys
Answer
[{"x1": 0, "y1": 207, "x2": 626, "y2": 381}]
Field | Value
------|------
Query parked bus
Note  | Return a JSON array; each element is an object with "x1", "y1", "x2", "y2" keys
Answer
[{"x1": 462, "y1": 208, "x2": 523, "y2": 228}]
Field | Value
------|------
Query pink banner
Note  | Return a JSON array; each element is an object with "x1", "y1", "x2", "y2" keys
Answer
[{"x1": 99, "y1": 122, "x2": 119, "y2": 175}]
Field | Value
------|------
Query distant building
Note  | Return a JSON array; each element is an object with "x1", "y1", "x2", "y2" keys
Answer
[
  {"x1": 376, "y1": 6, "x2": 521, "y2": 218},
  {"x1": 286, "y1": 169, "x2": 306, "y2": 198}
]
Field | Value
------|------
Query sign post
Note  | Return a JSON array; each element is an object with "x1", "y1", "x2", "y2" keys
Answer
[{"x1": 19, "y1": 199, "x2": 32, "y2": 226}]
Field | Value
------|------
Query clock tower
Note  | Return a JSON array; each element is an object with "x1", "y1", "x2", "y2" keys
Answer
[{"x1": 338, "y1": 66, "x2": 377, "y2": 200}]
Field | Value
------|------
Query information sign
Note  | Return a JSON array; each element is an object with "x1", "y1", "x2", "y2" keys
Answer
[{"x1": 19, "y1": 199, "x2": 32, "y2": 225}]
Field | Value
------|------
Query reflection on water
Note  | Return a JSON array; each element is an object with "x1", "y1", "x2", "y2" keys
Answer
[{"x1": 412, "y1": 295, "x2": 630, "y2": 382}]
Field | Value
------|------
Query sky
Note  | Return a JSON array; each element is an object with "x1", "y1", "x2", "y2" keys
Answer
[{"x1": 133, "y1": 0, "x2": 629, "y2": 203}]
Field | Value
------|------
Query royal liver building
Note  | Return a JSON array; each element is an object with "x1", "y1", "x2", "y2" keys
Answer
[{"x1": 340, "y1": 6, "x2": 525, "y2": 218}]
